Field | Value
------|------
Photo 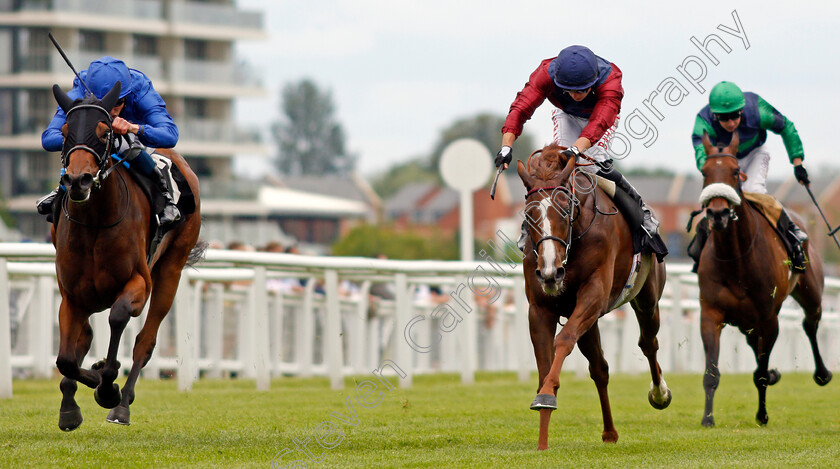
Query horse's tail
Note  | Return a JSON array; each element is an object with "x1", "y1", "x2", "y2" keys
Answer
[{"x1": 185, "y1": 239, "x2": 208, "y2": 268}]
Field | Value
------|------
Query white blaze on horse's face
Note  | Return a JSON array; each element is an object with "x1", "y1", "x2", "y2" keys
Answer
[{"x1": 538, "y1": 198, "x2": 558, "y2": 279}]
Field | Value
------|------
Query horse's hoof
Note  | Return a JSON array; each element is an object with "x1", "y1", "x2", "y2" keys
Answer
[
  {"x1": 768, "y1": 369, "x2": 782, "y2": 386},
  {"x1": 94, "y1": 383, "x2": 121, "y2": 409},
  {"x1": 701, "y1": 416, "x2": 715, "y2": 428},
  {"x1": 106, "y1": 405, "x2": 130, "y2": 426},
  {"x1": 756, "y1": 412, "x2": 769, "y2": 426},
  {"x1": 529, "y1": 393, "x2": 557, "y2": 411},
  {"x1": 648, "y1": 388, "x2": 672, "y2": 410},
  {"x1": 92, "y1": 360, "x2": 120, "y2": 371},
  {"x1": 814, "y1": 370, "x2": 832, "y2": 386},
  {"x1": 58, "y1": 408, "x2": 83, "y2": 431},
  {"x1": 602, "y1": 430, "x2": 618, "y2": 443}
]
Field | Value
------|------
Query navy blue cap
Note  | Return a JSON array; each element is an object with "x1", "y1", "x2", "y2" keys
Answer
[{"x1": 548, "y1": 45, "x2": 599, "y2": 91}]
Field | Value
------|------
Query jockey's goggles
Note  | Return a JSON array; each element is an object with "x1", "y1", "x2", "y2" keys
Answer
[{"x1": 714, "y1": 110, "x2": 742, "y2": 122}]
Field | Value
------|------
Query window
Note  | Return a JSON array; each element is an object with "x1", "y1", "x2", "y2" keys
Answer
[
  {"x1": 184, "y1": 39, "x2": 207, "y2": 60},
  {"x1": 133, "y1": 35, "x2": 158, "y2": 56},
  {"x1": 184, "y1": 98, "x2": 207, "y2": 117},
  {"x1": 79, "y1": 30, "x2": 104, "y2": 52}
]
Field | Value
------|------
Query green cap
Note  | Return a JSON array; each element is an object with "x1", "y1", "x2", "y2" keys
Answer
[{"x1": 709, "y1": 81, "x2": 745, "y2": 114}]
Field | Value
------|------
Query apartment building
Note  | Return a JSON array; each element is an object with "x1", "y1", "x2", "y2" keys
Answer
[{"x1": 0, "y1": 0, "x2": 268, "y2": 238}]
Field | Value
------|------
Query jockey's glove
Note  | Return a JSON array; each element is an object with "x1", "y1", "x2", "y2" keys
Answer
[
  {"x1": 794, "y1": 164, "x2": 810, "y2": 185},
  {"x1": 495, "y1": 145, "x2": 512, "y2": 168},
  {"x1": 560, "y1": 146, "x2": 581, "y2": 160}
]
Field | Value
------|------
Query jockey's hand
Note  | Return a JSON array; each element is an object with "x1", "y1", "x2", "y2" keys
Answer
[
  {"x1": 560, "y1": 146, "x2": 582, "y2": 160},
  {"x1": 495, "y1": 145, "x2": 512, "y2": 169},
  {"x1": 112, "y1": 117, "x2": 139, "y2": 135},
  {"x1": 794, "y1": 164, "x2": 810, "y2": 185}
]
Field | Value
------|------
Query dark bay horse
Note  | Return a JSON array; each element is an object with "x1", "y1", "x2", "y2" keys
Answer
[
  {"x1": 517, "y1": 144, "x2": 671, "y2": 449},
  {"x1": 50, "y1": 82, "x2": 204, "y2": 430},
  {"x1": 696, "y1": 133, "x2": 832, "y2": 427}
]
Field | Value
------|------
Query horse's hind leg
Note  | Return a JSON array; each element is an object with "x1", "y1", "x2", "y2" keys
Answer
[
  {"x1": 95, "y1": 273, "x2": 149, "y2": 411},
  {"x1": 630, "y1": 301, "x2": 671, "y2": 410},
  {"x1": 58, "y1": 320, "x2": 93, "y2": 431},
  {"x1": 108, "y1": 262, "x2": 183, "y2": 425},
  {"x1": 577, "y1": 322, "x2": 618, "y2": 443},
  {"x1": 746, "y1": 322, "x2": 779, "y2": 426},
  {"x1": 792, "y1": 276, "x2": 832, "y2": 386}
]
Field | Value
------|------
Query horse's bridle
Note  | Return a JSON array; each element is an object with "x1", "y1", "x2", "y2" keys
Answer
[
  {"x1": 61, "y1": 103, "x2": 117, "y2": 189},
  {"x1": 702, "y1": 152, "x2": 743, "y2": 221},
  {"x1": 525, "y1": 183, "x2": 578, "y2": 267}
]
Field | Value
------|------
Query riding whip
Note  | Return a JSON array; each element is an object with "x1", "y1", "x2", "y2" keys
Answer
[
  {"x1": 490, "y1": 166, "x2": 504, "y2": 200},
  {"x1": 803, "y1": 183, "x2": 840, "y2": 251},
  {"x1": 48, "y1": 32, "x2": 95, "y2": 97}
]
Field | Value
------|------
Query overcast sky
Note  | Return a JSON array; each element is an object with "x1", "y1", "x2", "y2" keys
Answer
[{"x1": 233, "y1": 0, "x2": 840, "y2": 182}]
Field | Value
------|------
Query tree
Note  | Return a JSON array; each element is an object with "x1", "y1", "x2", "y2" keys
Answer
[
  {"x1": 370, "y1": 113, "x2": 537, "y2": 198},
  {"x1": 271, "y1": 79, "x2": 355, "y2": 175},
  {"x1": 331, "y1": 224, "x2": 459, "y2": 260},
  {"x1": 428, "y1": 113, "x2": 536, "y2": 173}
]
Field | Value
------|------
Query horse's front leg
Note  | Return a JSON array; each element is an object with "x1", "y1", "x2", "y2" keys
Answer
[
  {"x1": 108, "y1": 261, "x2": 183, "y2": 425},
  {"x1": 533, "y1": 281, "x2": 608, "y2": 449},
  {"x1": 700, "y1": 307, "x2": 724, "y2": 427},
  {"x1": 528, "y1": 304, "x2": 558, "y2": 451},
  {"x1": 576, "y1": 321, "x2": 618, "y2": 443},
  {"x1": 745, "y1": 321, "x2": 780, "y2": 426},
  {"x1": 94, "y1": 273, "x2": 149, "y2": 410},
  {"x1": 57, "y1": 318, "x2": 94, "y2": 431}
]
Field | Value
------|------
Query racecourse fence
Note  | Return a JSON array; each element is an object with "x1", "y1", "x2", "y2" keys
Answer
[{"x1": 1, "y1": 242, "x2": 839, "y2": 398}]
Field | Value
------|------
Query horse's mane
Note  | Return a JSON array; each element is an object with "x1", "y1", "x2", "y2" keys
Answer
[{"x1": 528, "y1": 143, "x2": 571, "y2": 183}]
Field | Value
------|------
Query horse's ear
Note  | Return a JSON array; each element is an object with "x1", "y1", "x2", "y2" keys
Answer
[
  {"x1": 555, "y1": 151, "x2": 576, "y2": 183},
  {"x1": 739, "y1": 171, "x2": 748, "y2": 182},
  {"x1": 701, "y1": 131, "x2": 714, "y2": 157},
  {"x1": 52, "y1": 84, "x2": 74, "y2": 114},
  {"x1": 727, "y1": 130, "x2": 740, "y2": 156},
  {"x1": 99, "y1": 82, "x2": 121, "y2": 111},
  {"x1": 517, "y1": 159, "x2": 534, "y2": 190}
]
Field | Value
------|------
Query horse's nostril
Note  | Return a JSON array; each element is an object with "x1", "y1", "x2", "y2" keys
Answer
[
  {"x1": 555, "y1": 268, "x2": 565, "y2": 280},
  {"x1": 61, "y1": 174, "x2": 72, "y2": 187},
  {"x1": 80, "y1": 173, "x2": 93, "y2": 187}
]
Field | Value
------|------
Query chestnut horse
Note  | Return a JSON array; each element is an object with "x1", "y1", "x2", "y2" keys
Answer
[
  {"x1": 696, "y1": 133, "x2": 832, "y2": 427},
  {"x1": 49, "y1": 82, "x2": 203, "y2": 430},
  {"x1": 517, "y1": 144, "x2": 671, "y2": 449}
]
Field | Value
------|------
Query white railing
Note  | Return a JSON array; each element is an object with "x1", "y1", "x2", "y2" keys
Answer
[{"x1": 1, "y1": 243, "x2": 839, "y2": 399}]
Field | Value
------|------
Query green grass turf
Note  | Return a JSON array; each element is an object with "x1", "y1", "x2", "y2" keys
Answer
[{"x1": 0, "y1": 371, "x2": 837, "y2": 468}]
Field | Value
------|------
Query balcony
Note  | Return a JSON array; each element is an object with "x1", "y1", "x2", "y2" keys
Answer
[
  {"x1": 169, "y1": 1, "x2": 261, "y2": 29},
  {"x1": 179, "y1": 118, "x2": 261, "y2": 145},
  {"x1": 17, "y1": 0, "x2": 163, "y2": 20}
]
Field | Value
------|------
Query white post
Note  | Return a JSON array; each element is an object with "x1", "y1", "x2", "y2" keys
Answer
[
  {"x1": 93, "y1": 309, "x2": 109, "y2": 366},
  {"x1": 324, "y1": 270, "x2": 344, "y2": 390},
  {"x1": 394, "y1": 273, "x2": 412, "y2": 387},
  {"x1": 270, "y1": 290, "x2": 285, "y2": 377},
  {"x1": 205, "y1": 283, "x2": 224, "y2": 379},
  {"x1": 253, "y1": 266, "x2": 270, "y2": 391},
  {"x1": 353, "y1": 281, "x2": 371, "y2": 374},
  {"x1": 30, "y1": 276, "x2": 54, "y2": 378},
  {"x1": 176, "y1": 274, "x2": 196, "y2": 391},
  {"x1": 514, "y1": 276, "x2": 531, "y2": 382},
  {"x1": 459, "y1": 276, "x2": 477, "y2": 385},
  {"x1": 297, "y1": 277, "x2": 315, "y2": 378},
  {"x1": 0, "y1": 259, "x2": 12, "y2": 398},
  {"x1": 459, "y1": 190, "x2": 474, "y2": 262}
]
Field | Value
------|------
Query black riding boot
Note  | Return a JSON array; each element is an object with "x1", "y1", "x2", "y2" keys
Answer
[
  {"x1": 778, "y1": 209, "x2": 807, "y2": 272},
  {"x1": 37, "y1": 187, "x2": 61, "y2": 215},
  {"x1": 595, "y1": 161, "x2": 668, "y2": 261},
  {"x1": 152, "y1": 166, "x2": 181, "y2": 226},
  {"x1": 687, "y1": 217, "x2": 709, "y2": 273}
]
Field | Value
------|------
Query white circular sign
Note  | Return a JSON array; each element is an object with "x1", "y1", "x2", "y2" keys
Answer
[{"x1": 439, "y1": 138, "x2": 493, "y2": 192}]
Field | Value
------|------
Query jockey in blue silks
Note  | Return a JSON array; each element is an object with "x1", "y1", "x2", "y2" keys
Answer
[{"x1": 39, "y1": 56, "x2": 181, "y2": 225}]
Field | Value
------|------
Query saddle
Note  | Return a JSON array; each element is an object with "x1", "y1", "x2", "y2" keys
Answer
[{"x1": 49, "y1": 151, "x2": 196, "y2": 263}]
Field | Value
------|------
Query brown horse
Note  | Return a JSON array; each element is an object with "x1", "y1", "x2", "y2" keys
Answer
[
  {"x1": 696, "y1": 133, "x2": 832, "y2": 427},
  {"x1": 517, "y1": 144, "x2": 671, "y2": 449},
  {"x1": 49, "y1": 82, "x2": 204, "y2": 430}
]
